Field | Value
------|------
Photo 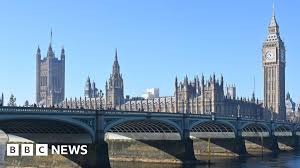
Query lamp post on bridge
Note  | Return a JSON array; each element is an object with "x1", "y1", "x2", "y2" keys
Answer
[
  {"x1": 270, "y1": 107, "x2": 274, "y2": 122},
  {"x1": 237, "y1": 104, "x2": 241, "y2": 119},
  {"x1": 90, "y1": 90, "x2": 110, "y2": 167},
  {"x1": 99, "y1": 90, "x2": 104, "y2": 110}
]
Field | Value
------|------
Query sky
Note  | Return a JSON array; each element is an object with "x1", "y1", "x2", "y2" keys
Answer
[{"x1": 0, "y1": 0, "x2": 299, "y2": 105}]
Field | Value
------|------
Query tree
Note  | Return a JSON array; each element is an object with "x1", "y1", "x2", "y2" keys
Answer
[
  {"x1": 24, "y1": 100, "x2": 29, "y2": 107},
  {"x1": 7, "y1": 94, "x2": 16, "y2": 107}
]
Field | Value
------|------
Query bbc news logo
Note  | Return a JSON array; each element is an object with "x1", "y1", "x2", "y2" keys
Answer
[{"x1": 7, "y1": 144, "x2": 88, "y2": 156}]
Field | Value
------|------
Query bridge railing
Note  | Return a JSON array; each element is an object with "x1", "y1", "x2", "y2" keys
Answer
[
  {"x1": 0, "y1": 106, "x2": 95, "y2": 114},
  {"x1": 0, "y1": 106, "x2": 297, "y2": 125}
]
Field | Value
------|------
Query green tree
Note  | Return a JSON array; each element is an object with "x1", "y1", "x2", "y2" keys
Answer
[
  {"x1": 7, "y1": 94, "x2": 16, "y2": 106},
  {"x1": 24, "y1": 100, "x2": 29, "y2": 107}
]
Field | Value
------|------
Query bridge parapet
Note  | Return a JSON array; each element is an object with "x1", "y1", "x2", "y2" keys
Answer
[{"x1": 0, "y1": 106, "x2": 95, "y2": 114}]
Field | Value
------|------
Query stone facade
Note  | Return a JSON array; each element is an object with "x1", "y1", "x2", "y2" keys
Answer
[
  {"x1": 84, "y1": 77, "x2": 99, "y2": 98},
  {"x1": 62, "y1": 52, "x2": 263, "y2": 119},
  {"x1": 0, "y1": 93, "x2": 3, "y2": 106},
  {"x1": 262, "y1": 7, "x2": 286, "y2": 120},
  {"x1": 105, "y1": 49, "x2": 124, "y2": 109},
  {"x1": 286, "y1": 93, "x2": 300, "y2": 121},
  {"x1": 119, "y1": 75, "x2": 264, "y2": 119},
  {"x1": 61, "y1": 8, "x2": 286, "y2": 120},
  {"x1": 36, "y1": 32, "x2": 65, "y2": 106},
  {"x1": 225, "y1": 85, "x2": 236, "y2": 99}
]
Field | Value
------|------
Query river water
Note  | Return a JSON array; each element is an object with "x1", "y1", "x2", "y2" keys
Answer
[
  {"x1": 1, "y1": 149, "x2": 300, "y2": 167},
  {"x1": 111, "y1": 152, "x2": 300, "y2": 168},
  {"x1": 1, "y1": 129, "x2": 299, "y2": 168}
]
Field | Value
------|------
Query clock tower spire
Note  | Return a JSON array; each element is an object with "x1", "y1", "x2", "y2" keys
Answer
[{"x1": 262, "y1": 4, "x2": 286, "y2": 120}]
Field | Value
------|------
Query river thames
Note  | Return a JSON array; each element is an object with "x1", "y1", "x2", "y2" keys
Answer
[
  {"x1": 111, "y1": 152, "x2": 300, "y2": 168},
  {"x1": 1, "y1": 151, "x2": 300, "y2": 167}
]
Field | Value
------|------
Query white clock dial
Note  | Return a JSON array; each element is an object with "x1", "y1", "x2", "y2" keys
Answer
[{"x1": 265, "y1": 51, "x2": 274, "y2": 61}]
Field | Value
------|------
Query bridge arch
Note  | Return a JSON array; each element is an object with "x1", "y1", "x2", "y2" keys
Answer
[
  {"x1": 104, "y1": 118, "x2": 182, "y2": 140},
  {"x1": 294, "y1": 126, "x2": 300, "y2": 136},
  {"x1": 189, "y1": 120, "x2": 237, "y2": 138},
  {"x1": 0, "y1": 116, "x2": 95, "y2": 143},
  {"x1": 274, "y1": 124, "x2": 293, "y2": 136},
  {"x1": 274, "y1": 124, "x2": 292, "y2": 132},
  {"x1": 241, "y1": 122, "x2": 270, "y2": 137}
]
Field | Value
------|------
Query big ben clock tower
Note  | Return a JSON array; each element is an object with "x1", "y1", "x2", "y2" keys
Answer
[{"x1": 263, "y1": 6, "x2": 286, "y2": 120}]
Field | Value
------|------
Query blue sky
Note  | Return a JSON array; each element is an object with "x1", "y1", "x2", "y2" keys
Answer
[{"x1": 0, "y1": 0, "x2": 299, "y2": 105}]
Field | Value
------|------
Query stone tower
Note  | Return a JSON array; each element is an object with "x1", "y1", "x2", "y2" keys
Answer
[
  {"x1": 36, "y1": 30, "x2": 65, "y2": 106},
  {"x1": 0, "y1": 93, "x2": 3, "y2": 106},
  {"x1": 84, "y1": 77, "x2": 92, "y2": 98},
  {"x1": 262, "y1": 6, "x2": 286, "y2": 120},
  {"x1": 105, "y1": 49, "x2": 124, "y2": 109},
  {"x1": 84, "y1": 76, "x2": 99, "y2": 98}
]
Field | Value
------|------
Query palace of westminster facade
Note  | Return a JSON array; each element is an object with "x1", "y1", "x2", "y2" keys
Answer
[{"x1": 34, "y1": 8, "x2": 298, "y2": 121}]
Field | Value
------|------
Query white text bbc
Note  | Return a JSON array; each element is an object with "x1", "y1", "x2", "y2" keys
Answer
[{"x1": 7, "y1": 144, "x2": 88, "y2": 156}]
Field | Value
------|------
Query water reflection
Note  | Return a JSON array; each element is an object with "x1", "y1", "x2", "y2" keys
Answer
[
  {"x1": 0, "y1": 129, "x2": 300, "y2": 168},
  {"x1": 111, "y1": 152, "x2": 300, "y2": 168}
]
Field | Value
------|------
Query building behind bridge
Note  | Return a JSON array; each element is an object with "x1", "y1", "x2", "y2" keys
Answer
[
  {"x1": 52, "y1": 8, "x2": 289, "y2": 121},
  {"x1": 0, "y1": 93, "x2": 3, "y2": 106},
  {"x1": 60, "y1": 51, "x2": 265, "y2": 119},
  {"x1": 36, "y1": 31, "x2": 65, "y2": 107},
  {"x1": 84, "y1": 77, "x2": 100, "y2": 98}
]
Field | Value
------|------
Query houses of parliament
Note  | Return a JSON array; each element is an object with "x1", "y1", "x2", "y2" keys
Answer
[{"x1": 35, "y1": 7, "x2": 292, "y2": 121}]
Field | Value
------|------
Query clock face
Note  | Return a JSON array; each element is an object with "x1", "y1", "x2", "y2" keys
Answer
[{"x1": 265, "y1": 51, "x2": 274, "y2": 61}]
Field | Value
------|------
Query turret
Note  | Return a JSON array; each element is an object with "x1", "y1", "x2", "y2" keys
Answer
[
  {"x1": 61, "y1": 46, "x2": 65, "y2": 60},
  {"x1": 36, "y1": 29, "x2": 65, "y2": 106},
  {"x1": 112, "y1": 48, "x2": 120, "y2": 75},
  {"x1": 0, "y1": 93, "x2": 3, "y2": 106},
  {"x1": 84, "y1": 76, "x2": 91, "y2": 97},
  {"x1": 36, "y1": 46, "x2": 41, "y2": 103},
  {"x1": 92, "y1": 81, "x2": 96, "y2": 90},
  {"x1": 268, "y1": 4, "x2": 279, "y2": 34},
  {"x1": 91, "y1": 81, "x2": 98, "y2": 97},
  {"x1": 184, "y1": 75, "x2": 188, "y2": 86},
  {"x1": 106, "y1": 49, "x2": 124, "y2": 108},
  {"x1": 286, "y1": 92, "x2": 291, "y2": 100},
  {"x1": 221, "y1": 74, "x2": 224, "y2": 87}
]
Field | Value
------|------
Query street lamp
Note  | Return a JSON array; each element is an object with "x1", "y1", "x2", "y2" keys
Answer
[
  {"x1": 237, "y1": 105, "x2": 240, "y2": 119},
  {"x1": 99, "y1": 90, "x2": 104, "y2": 110},
  {"x1": 270, "y1": 107, "x2": 274, "y2": 121}
]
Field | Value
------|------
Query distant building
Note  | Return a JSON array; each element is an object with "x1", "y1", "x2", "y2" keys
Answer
[
  {"x1": 262, "y1": 6, "x2": 286, "y2": 120},
  {"x1": 0, "y1": 93, "x2": 3, "y2": 106},
  {"x1": 60, "y1": 6, "x2": 287, "y2": 121},
  {"x1": 285, "y1": 93, "x2": 299, "y2": 121},
  {"x1": 117, "y1": 74, "x2": 263, "y2": 118},
  {"x1": 105, "y1": 49, "x2": 124, "y2": 109},
  {"x1": 36, "y1": 31, "x2": 65, "y2": 106},
  {"x1": 84, "y1": 77, "x2": 99, "y2": 98},
  {"x1": 296, "y1": 104, "x2": 300, "y2": 118},
  {"x1": 142, "y1": 88, "x2": 159, "y2": 99},
  {"x1": 286, "y1": 93, "x2": 296, "y2": 113},
  {"x1": 225, "y1": 85, "x2": 236, "y2": 99}
]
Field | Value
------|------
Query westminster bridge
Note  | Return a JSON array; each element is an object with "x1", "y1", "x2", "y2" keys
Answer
[{"x1": 0, "y1": 106, "x2": 299, "y2": 167}]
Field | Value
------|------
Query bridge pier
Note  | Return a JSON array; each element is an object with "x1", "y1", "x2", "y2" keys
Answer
[
  {"x1": 245, "y1": 136, "x2": 279, "y2": 154},
  {"x1": 177, "y1": 138, "x2": 197, "y2": 163},
  {"x1": 107, "y1": 138, "x2": 196, "y2": 164},
  {"x1": 181, "y1": 115, "x2": 197, "y2": 164},
  {"x1": 85, "y1": 111, "x2": 111, "y2": 168},
  {"x1": 193, "y1": 136, "x2": 246, "y2": 157},
  {"x1": 235, "y1": 136, "x2": 247, "y2": 155},
  {"x1": 85, "y1": 139, "x2": 110, "y2": 168},
  {"x1": 277, "y1": 135, "x2": 299, "y2": 150}
]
